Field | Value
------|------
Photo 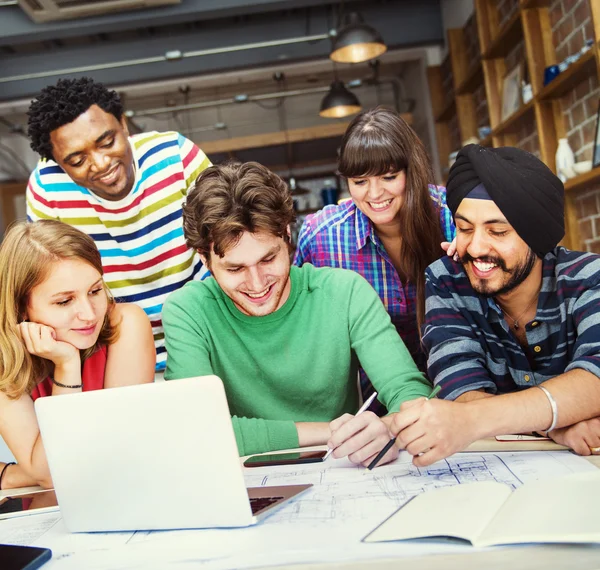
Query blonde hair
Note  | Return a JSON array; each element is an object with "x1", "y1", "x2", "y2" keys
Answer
[{"x1": 0, "y1": 220, "x2": 118, "y2": 399}]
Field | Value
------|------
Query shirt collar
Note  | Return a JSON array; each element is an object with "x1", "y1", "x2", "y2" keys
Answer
[{"x1": 353, "y1": 204, "x2": 376, "y2": 250}]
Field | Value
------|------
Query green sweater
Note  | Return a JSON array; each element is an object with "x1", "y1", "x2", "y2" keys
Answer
[{"x1": 163, "y1": 264, "x2": 431, "y2": 455}]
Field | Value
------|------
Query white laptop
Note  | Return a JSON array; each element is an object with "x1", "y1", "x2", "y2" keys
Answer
[{"x1": 34, "y1": 376, "x2": 311, "y2": 532}]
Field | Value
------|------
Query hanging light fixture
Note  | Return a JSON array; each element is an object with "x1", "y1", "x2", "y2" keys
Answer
[
  {"x1": 319, "y1": 80, "x2": 361, "y2": 118},
  {"x1": 330, "y1": 12, "x2": 387, "y2": 64}
]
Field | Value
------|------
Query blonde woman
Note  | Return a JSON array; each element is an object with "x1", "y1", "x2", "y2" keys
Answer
[{"x1": 0, "y1": 220, "x2": 155, "y2": 490}]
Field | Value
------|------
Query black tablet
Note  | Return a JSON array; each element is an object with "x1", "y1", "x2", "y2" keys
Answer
[{"x1": 0, "y1": 544, "x2": 52, "y2": 570}]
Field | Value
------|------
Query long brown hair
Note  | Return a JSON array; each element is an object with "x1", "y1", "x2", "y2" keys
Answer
[
  {"x1": 0, "y1": 220, "x2": 118, "y2": 399},
  {"x1": 338, "y1": 106, "x2": 444, "y2": 330}
]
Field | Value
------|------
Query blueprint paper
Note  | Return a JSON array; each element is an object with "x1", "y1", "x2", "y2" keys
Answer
[{"x1": 0, "y1": 451, "x2": 597, "y2": 570}]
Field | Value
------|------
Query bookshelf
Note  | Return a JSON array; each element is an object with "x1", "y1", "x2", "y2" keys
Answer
[{"x1": 428, "y1": 0, "x2": 600, "y2": 251}]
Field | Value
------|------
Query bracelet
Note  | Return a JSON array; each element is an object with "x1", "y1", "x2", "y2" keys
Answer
[
  {"x1": 50, "y1": 377, "x2": 83, "y2": 389},
  {"x1": 537, "y1": 385, "x2": 558, "y2": 432},
  {"x1": 0, "y1": 462, "x2": 15, "y2": 490}
]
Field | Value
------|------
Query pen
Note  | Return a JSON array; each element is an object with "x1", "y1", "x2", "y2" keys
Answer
[
  {"x1": 367, "y1": 384, "x2": 441, "y2": 471},
  {"x1": 323, "y1": 391, "x2": 379, "y2": 460}
]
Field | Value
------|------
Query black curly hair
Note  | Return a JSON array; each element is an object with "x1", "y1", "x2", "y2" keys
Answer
[{"x1": 27, "y1": 77, "x2": 124, "y2": 161}]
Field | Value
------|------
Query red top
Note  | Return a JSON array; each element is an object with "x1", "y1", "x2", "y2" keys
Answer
[{"x1": 30, "y1": 345, "x2": 108, "y2": 401}]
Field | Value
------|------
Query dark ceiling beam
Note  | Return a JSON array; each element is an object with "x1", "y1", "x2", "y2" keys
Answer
[
  {"x1": 0, "y1": 0, "x2": 364, "y2": 46},
  {"x1": 0, "y1": 1, "x2": 443, "y2": 102}
]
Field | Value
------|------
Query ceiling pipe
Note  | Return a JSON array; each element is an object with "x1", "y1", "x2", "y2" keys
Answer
[
  {"x1": 126, "y1": 84, "x2": 340, "y2": 118},
  {"x1": 0, "y1": 33, "x2": 331, "y2": 85}
]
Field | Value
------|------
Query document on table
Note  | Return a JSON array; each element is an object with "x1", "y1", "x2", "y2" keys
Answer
[{"x1": 0, "y1": 451, "x2": 597, "y2": 570}]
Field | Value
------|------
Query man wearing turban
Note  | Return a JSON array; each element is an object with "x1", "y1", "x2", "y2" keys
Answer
[{"x1": 390, "y1": 144, "x2": 600, "y2": 465}]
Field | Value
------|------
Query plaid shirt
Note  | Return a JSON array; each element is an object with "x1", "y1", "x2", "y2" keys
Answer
[
  {"x1": 294, "y1": 186, "x2": 454, "y2": 411},
  {"x1": 423, "y1": 247, "x2": 600, "y2": 400}
]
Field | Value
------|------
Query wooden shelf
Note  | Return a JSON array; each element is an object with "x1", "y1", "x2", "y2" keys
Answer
[
  {"x1": 536, "y1": 50, "x2": 596, "y2": 101},
  {"x1": 564, "y1": 167, "x2": 600, "y2": 192},
  {"x1": 435, "y1": 98, "x2": 457, "y2": 122},
  {"x1": 492, "y1": 100, "x2": 535, "y2": 136},
  {"x1": 483, "y1": 10, "x2": 523, "y2": 59},
  {"x1": 520, "y1": 0, "x2": 550, "y2": 8},
  {"x1": 479, "y1": 134, "x2": 493, "y2": 147},
  {"x1": 456, "y1": 60, "x2": 484, "y2": 95}
]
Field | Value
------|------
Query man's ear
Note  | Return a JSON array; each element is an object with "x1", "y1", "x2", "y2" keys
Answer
[
  {"x1": 198, "y1": 251, "x2": 208, "y2": 267},
  {"x1": 286, "y1": 225, "x2": 292, "y2": 240}
]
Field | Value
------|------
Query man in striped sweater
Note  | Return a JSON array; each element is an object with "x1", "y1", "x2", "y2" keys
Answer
[
  {"x1": 25, "y1": 77, "x2": 211, "y2": 372},
  {"x1": 390, "y1": 145, "x2": 600, "y2": 465}
]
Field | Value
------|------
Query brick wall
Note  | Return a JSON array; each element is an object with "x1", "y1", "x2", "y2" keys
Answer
[
  {"x1": 551, "y1": 0, "x2": 595, "y2": 62},
  {"x1": 516, "y1": 114, "x2": 541, "y2": 158},
  {"x1": 576, "y1": 185, "x2": 600, "y2": 253},
  {"x1": 495, "y1": 0, "x2": 519, "y2": 27},
  {"x1": 549, "y1": 0, "x2": 600, "y2": 250}
]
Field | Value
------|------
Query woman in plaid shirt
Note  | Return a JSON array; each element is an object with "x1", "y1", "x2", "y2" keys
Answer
[{"x1": 295, "y1": 107, "x2": 454, "y2": 411}]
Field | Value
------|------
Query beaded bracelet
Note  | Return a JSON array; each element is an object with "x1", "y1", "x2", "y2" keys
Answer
[
  {"x1": 0, "y1": 462, "x2": 15, "y2": 490},
  {"x1": 50, "y1": 377, "x2": 83, "y2": 389}
]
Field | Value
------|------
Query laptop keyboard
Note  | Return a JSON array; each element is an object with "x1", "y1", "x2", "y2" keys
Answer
[{"x1": 249, "y1": 496, "x2": 284, "y2": 514}]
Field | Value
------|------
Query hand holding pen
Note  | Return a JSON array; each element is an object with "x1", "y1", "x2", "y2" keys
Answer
[
  {"x1": 325, "y1": 391, "x2": 396, "y2": 466},
  {"x1": 367, "y1": 385, "x2": 441, "y2": 470}
]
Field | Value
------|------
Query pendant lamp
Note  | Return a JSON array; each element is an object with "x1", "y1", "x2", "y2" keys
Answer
[
  {"x1": 330, "y1": 12, "x2": 387, "y2": 64},
  {"x1": 319, "y1": 80, "x2": 361, "y2": 118}
]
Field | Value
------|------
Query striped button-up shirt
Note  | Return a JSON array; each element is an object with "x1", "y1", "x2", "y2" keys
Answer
[
  {"x1": 423, "y1": 247, "x2": 600, "y2": 400},
  {"x1": 27, "y1": 131, "x2": 211, "y2": 371},
  {"x1": 294, "y1": 186, "x2": 454, "y2": 409}
]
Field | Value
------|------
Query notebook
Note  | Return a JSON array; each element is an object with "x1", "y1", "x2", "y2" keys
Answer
[
  {"x1": 364, "y1": 471, "x2": 600, "y2": 548},
  {"x1": 35, "y1": 375, "x2": 311, "y2": 532}
]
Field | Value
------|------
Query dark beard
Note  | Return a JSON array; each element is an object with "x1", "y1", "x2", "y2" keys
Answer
[{"x1": 459, "y1": 249, "x2": 538, "y2": 297}]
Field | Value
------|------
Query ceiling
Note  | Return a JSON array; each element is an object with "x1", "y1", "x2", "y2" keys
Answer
[
  {"x1": 0, "y1": 0, "x2": 443, "y2": 102},
  {"x1": 0, "y1": 0, "x2": 443, "y2": 178}
]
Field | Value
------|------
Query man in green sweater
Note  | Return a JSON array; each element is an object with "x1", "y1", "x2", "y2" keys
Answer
[{"x1": 163, "y1": 162, "x2": 432, "y2": 466}]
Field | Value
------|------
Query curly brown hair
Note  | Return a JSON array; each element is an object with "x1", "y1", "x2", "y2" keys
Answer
[{"x1": 183, "y1": 161, "x2": 295, "y2": 262}]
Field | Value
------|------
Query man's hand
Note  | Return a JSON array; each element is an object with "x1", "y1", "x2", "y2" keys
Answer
[
  {"x1": 391, "y1": 398, "x2": 479, "y2": 466},
  {"x1": 328, "y1": 412, "x2": 399, "y2": 467},
  {"x1": 548, "y1": 417, "x2": 600, "y2": 455}
]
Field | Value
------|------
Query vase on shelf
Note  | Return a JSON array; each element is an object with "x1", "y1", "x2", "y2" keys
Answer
[{"x1": 555, "y1": 138, "x2": 576, "y2": 182}]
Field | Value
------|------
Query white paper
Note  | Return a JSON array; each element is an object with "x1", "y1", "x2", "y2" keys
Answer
[{"x1": 0, "y1": 451, "x2": 596, "y2": 570}]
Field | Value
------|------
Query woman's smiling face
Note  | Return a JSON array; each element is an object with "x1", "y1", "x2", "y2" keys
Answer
[{"x1": 348, "y1": 170, "x2": 407, "y2": 229}]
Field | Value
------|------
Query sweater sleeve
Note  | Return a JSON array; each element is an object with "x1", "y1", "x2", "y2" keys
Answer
[
  {"x1": 347, "y1": 274, "x2": 432, "y2": 411},
  {"x1": 162, "y1": 289, "x2": 299, "y2": 456}
]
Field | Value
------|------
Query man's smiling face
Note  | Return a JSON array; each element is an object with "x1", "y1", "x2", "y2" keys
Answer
[
  {"x1": 455, "y1": 198, "x2": 537, "y2": 296},
  {"x1": 202, "y1": 231, "x2": 292, "y2": 317},
  {"x1": 49, "y1": 104, "x2": 135, "y2": 201}
]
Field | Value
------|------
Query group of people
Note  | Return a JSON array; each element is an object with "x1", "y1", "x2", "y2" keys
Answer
[{"x1": 0, "y1": 77, "x2": 598, "y2": 492}]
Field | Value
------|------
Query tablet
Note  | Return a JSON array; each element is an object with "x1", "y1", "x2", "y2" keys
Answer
[
  {"x1": 0, "y1": 490, "x2": 59, "y2": 520},
  {"x1": 0, "y1": 544, "x2": 52, "y2": 570}
]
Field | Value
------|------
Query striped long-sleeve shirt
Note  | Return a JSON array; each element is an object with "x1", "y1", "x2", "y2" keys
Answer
[
  {"x1": 423, "y1": 247, "x2": 600, "y2": 400},
  {"x1": 26, "y1": 131, "x2": 211, "y2": 371}
]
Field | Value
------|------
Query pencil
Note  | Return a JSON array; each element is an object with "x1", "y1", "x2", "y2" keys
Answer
[
  {"x1": 367, "y1": 385, "x2": 441, "y2": 470},
  {"x1": 323, "y1": 391, "x2": 378, "y2": 460}
]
